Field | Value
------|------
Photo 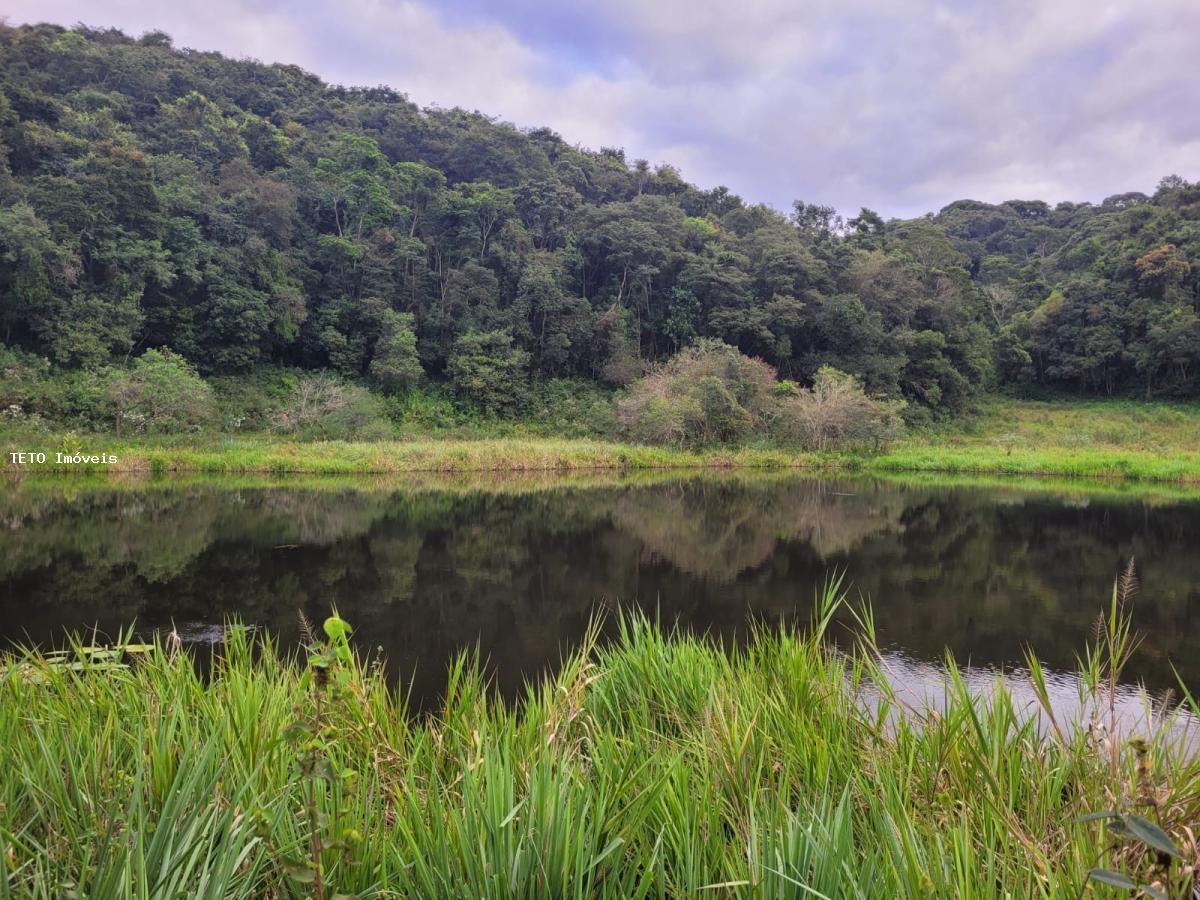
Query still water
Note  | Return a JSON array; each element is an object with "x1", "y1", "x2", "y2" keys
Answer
[{"x1": 2, "y1": 472, "x2": 1199, "y2": 710}]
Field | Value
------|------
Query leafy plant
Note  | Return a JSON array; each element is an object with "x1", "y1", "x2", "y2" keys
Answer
[
  {"x1": 1079, "y1": 809, "x2": 1183, "y2": 899},
  {"x1": 280, "y1": 612, "x2": 364, "y2": 899}
]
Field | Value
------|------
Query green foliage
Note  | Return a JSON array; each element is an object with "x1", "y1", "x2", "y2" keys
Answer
[
  {"x1": 270, "y1": 372, "x2": 392, "y2": 440},
  {"x1": 367, "y1": 311, "x2": 422, "y2": 393},
  {"x1": 0, "y1": 21, "x2": 1197, "y2": 448},
  {"x1": 0, "y1": 22, "x2": 988, "y2": 426},
  {"x1": 618, "y1": 342, "x2": 903, "y2": 451},
  {"x1": 772, "y1": 365, "x2": 906, "y2": 451},
  {"x1": 2, "y1": 584, "x2": 1199, "y2": 896},
  {"x1": 447, "y1": 330, "x2": 531, "y2": 414},
  {"x1": 107, "y1": 348, "x2": 217, "y2": 435},
  {"x1": 207, "y1": 365, "x2": 304, "y2": 431},
  {"x1": 617, "y1": 340, "x2": 776, "y2": 446},
  {"x1": 282, "y1": 613, "x2": 363, "y2": 898}
]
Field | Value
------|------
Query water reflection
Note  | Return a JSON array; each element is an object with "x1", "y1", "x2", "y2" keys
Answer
[
  {"x1": 2, "y1": 473, "x2": 1199, "y2": 710},
  {"x1": 875, "y1": 651, "x2": 1197, "y2": 752}
]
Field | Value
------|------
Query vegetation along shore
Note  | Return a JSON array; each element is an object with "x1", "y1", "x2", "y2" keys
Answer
[
  {"x1": 1, "y1": 584, "x2": 1196, "y2": 897},
  {"x1": 5, "y1": 397, "x2": 1199, "y2": 482}
]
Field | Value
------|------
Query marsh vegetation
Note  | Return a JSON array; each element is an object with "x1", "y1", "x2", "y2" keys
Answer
[{"x1": 2, "y1": 582, "x2": 1198, "y2": 897}]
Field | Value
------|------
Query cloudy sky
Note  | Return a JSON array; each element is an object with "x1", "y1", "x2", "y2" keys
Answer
[{"x1": 8, "y1": 0, "x2": 1200, "y2": 217}]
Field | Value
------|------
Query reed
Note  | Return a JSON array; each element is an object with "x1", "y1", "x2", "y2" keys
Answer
[{"x1": 1, "y1": 583, "x2": 1198, "y2": 897}]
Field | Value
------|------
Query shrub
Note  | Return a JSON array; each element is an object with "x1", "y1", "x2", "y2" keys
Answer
[
  {"x1": 0, "y1": 347, "x2": 113, "y2": 430},
  {"x1": 386, "y1": 383, "x2": 472, "y2": 433},
  {"x1": 617, "y1": 340, "x2": 776, "y2": 447},
  {"x1": 208, "y1": 366, "x2": 304, "y2": 431},
  {"x1": 270, "y1": 372, "x2": 391, "y2": 439},
  {"x1": 772, "y1": 365, "x2": 905, "y2": 451},
  {"x1": 107, "y1": 348, "x2": 217, "y2": 436},
  {"x1": 0, "y1": 346, "x2": 48, "y2": 415},
  {"x1": 523, "y1": 378, "x2": 618, "y2": 438}
]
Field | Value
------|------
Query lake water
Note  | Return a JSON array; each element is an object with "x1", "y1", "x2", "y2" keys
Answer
[{"x1": 3, "y1": 472, "x2": 1199, "y2": 712}]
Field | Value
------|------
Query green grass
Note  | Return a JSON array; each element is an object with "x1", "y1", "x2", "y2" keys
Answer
[
  {"x1": 870, "y1": 397, "x2": 1200, "y2": 483},
  {"x1": 2, "y1": 585, "x2": 1197, "y2": 897},
  {"x1": 9, "y1": 464, "x2": 1200, "y2": 506},
  {"x1": 5, "y1": 396, "x2": 1200, "y2": 483},
  {"x1": 3, "y1": 435, "x2": 811, "y2": 476},
  {"x1": 922, "y1": 396, "x2": 1200, "y2": 452}
]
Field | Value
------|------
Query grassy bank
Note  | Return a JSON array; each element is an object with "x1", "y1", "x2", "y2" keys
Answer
[
  {"x1": 882, "y1": 396, "x2": 1200, "y2": 482},
  {"x1": 872, "y1": 444, "x2": 1200, "y2": 482},
  {"x1": 42, "y1": 437, "x2": 805, "y2": 476},
  {"x1": 9, "y1": 464, "x2": 1200, "y2": 505},
  {"x1": 5, "y1": 435, "x2": 1200, "y2": 484},
  {"x1": 2, "y1": 592, "x2": 1197, "y2": 897},
  {"x1": 4, "y1": 397, "x2": 1200, "y2": 482}
]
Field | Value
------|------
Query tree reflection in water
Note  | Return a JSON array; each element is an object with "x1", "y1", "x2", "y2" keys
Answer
[{"x1": 2, "y1": 474, "x2": 1198, "y2": 710}]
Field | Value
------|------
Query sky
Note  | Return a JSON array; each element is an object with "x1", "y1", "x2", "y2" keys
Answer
[{"x1": 7, "y1": 0, "x2": 1200, "y2": 218}]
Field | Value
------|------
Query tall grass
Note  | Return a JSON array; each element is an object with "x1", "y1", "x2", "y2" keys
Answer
[
  {"x1": 7, "y1": 434, "x2": 1200, "y2": 484},
  {"x1": 2, "y1": 585, "x2": 1198, "y2": 897}
]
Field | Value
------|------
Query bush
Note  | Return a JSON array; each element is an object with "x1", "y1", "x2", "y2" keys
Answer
[
  {"x1": 772, "y1": 365, "x2": 905, "y2": 451},
  {"x1": 385, "y1": 384, "x2": 473, "y2": 434},
  {"x1": 107, "y1": 349, "x2": 217, "y2": 436},
  {"x1": 617, "y1": 340, "x2": 776, "y2": 446},
  {"x1": 0, "y1": 347, "x2": 113, "y2": 430},
  {"x1": 0, "y1": 346, "x2": 48, "y2": 415},
  {"x1": 208, "y1": 366, "x2": 304, "y2": 431},
  {"x1": 619, "y1": 345, "x2": 904, "y2": 451},
  {"x1": 522, "y1": 379, "x2": 618, "y2": 437},
  {"x1": 270, "y1": 373, "x2": 391, "y2": 440}
]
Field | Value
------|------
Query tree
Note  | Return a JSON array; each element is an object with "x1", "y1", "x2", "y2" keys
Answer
[
  {"x1": 368, "y1": 311, "x2": 422, "y2": 393},
  {"x1": 314, "y1": 134, "x2": 398, "y2": 241},
  {"x1": 0, "y1": 203, "x2": 76, "y2": 346},
  {"x1": 446, "y1": 330, "x2": 530, "y2": 413},
  {"x1": 153, "y1": 91, "x2": 248, "y2": 169},
  {"x1": 459, "y1": 181, "x2": 514, "y2": 260},
  {"x1": 661, "y1": 285, "x2": 700, "y2": 351},
  {"x1": 791, "y1": 201, "x2": 842, "y2": 240},
  {"x1": 518, "y1": 253, "x2": 590, "y2": 374}
]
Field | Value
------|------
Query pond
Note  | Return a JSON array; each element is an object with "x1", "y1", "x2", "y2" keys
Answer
[{"x1": 2, "y1": 472, "x2": 1199, "y2": 711}]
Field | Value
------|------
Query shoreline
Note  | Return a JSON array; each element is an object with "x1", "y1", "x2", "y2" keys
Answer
[{"x1": 5, "y1": 436, "x2": 1200, "y2": 484}]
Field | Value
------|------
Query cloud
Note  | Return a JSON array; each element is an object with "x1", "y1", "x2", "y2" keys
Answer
[{"x1": 7, "y1": 0, "x2": 1200, "y2": 217}]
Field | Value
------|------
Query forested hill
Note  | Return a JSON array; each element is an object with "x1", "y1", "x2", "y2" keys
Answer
[{"x1": 1, "y1": 23, "x2": 1199, "y2": 419}]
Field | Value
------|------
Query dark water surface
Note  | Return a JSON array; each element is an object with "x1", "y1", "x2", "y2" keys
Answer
[{"x1": 3, "y1": 472, "x2": 1199, "y2": 709}]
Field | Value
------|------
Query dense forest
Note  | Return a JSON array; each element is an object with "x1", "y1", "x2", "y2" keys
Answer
[{"x1": 1, "y1": 22, "x2": 1199, "y2": 433}]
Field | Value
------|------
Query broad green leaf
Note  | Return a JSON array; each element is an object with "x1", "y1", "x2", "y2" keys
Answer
[
  {"x1": 1075, "y1": 810, "x2": 1119, "y2": 823},
  {"x1": 1121, "y1": 814, "x2": 1181, "y2": 858},
  {"x1": 323, "y1": 616, "x2": 352, "y2": 641},
  {"x1": 1087, "y1": 868, "x2": 1136, "y2": 890}
]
